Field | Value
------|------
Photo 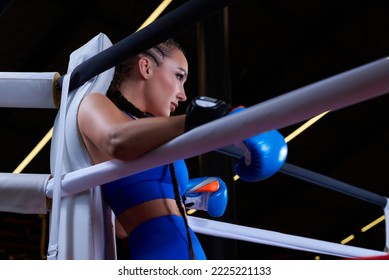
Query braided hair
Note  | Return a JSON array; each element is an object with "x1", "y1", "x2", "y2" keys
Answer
[{"x1": 106, "y1": 40, "x2": 195, "y2": 260}]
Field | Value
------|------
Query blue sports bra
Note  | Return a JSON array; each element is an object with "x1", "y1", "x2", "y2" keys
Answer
[{"x1": 102, "y1": 160, "x2": 189, "y2": 216}]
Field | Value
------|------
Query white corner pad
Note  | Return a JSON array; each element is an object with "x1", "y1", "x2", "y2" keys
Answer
[{"x1": 0, "y1": 173, "x2": 51, "y2": 214}]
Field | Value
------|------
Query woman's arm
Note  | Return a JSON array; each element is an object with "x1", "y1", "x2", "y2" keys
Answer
[{"x1": 78, "y1": 93, "x2": 185, "y2": 162}]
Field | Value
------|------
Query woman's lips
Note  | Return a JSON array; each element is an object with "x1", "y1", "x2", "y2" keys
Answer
[{"x1": 171, "y1": 102, "x2": 177, "y2": 112}]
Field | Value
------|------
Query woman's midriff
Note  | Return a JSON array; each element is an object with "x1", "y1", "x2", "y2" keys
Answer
[{"x1": 116, "y1": 198, "x2": 182, "y2": 235}]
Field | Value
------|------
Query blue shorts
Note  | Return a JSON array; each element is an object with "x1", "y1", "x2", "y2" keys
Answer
[{"x1": 128, "y1": 215, "x2": 206, "y2": 260}]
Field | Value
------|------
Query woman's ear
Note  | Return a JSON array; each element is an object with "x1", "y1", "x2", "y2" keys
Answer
[{"x1": 138, "y1": 57, "x2": 153, "y2": 79}]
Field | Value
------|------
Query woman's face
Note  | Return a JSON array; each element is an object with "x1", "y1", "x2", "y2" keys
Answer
[{"x1": 144, "y1": 48, "x2": 188, "y2": 117}]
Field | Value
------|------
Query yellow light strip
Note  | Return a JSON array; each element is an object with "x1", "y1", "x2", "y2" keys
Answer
[
  {"x1": 340, "y1": 234, "x2": 355, "y2": 244},
  {"x1": 361, "y1": 215, "x2": 385, "y2": 232},
  {"x1": 13, "y1": 127, "x2": 53, "y2": 174},
  {"x1": 137, "y1": 0, "x2": 173, "y2": 31},
  {"x1": 284, "y1": 111, "x2": 329, "y2": 143},
  {"x1": 338, "y1": 215, "x2": 385, "y2": 249},
  {"x1": 187, "y1": 209, "x2": 196, "y2": 215}
]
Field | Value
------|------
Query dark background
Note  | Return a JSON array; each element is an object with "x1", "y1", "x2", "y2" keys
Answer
[{"x1": 0, "y1": 0, "x2": 389, "y2": 260}]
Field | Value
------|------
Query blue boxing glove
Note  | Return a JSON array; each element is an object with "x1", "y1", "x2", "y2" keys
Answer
[
  {"x1": 183, "y1": 176, "x2": 228, "y2": 217},
  {"x1": 230, "y1": 106, "x2": 288, "y2": 182}
]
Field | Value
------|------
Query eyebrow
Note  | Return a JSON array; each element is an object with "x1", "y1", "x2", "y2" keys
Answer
[{"x1": 178, "y1": 67, "x2": 188, "y2": 78}]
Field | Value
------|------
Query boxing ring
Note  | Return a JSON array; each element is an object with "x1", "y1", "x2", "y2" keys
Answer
[{"x1": 1, "y1": 0, "x2": 389, "y2": 259}]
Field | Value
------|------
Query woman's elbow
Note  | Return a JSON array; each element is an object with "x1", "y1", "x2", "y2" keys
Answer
[{"x1": 106, "y1": 131, "x2": 142, "y2": 161}]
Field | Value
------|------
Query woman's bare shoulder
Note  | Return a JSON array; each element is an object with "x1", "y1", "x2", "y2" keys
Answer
[
  {"x1": 79, "y1": 92, "x2": 114, "y2": 111},
  {"x1": 83, "y1": 92, "x2": 109, "y2": 102}
]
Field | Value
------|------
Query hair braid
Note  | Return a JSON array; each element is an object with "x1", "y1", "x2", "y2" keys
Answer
[{"x1": 169, "y1": 163, "x2": 196, "y2": 260}]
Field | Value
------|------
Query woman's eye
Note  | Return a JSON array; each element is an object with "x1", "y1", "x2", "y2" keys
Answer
[{"x1": 176, "y1": 73, "x2": 184, "y2": 81}]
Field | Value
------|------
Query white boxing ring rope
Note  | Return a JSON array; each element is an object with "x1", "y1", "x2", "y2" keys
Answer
[
  {"x1": 44, "y1": 54, "x2": 389, "y2": 258},
  {"x1": 48, "y1": 56, "x2": 389, "y2": 196},
  {"x1": 187, "y1": 216, "x2": 387, "y2": 259},
  {"x1": 2, "y1": 55, "x2": 389, "y2": 259}
]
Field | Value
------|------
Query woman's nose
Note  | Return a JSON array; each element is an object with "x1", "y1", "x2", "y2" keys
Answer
[{"x1": 178, "y1": 89, "x2": 187, "y2": 102}]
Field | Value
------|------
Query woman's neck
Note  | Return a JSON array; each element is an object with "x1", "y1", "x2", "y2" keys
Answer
[{"x1": 109, "y1": 89, "x2": 152, "y2": 119}]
